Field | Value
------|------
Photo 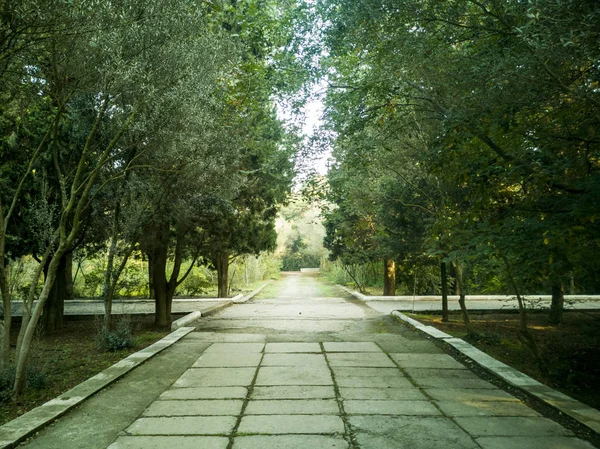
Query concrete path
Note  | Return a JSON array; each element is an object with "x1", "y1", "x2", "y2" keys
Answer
[{"x1": 16, "y1": 273, "x2": 596, "y2": 449}]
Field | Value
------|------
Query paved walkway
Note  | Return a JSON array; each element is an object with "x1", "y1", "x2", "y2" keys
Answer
[{"x1": 17, "y1": 273, "x2": 596, "y2": 449}]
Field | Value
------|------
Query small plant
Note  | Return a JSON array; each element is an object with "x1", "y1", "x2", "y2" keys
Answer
[
  {"x1": 0, "y1": 365, "x2": 47, "y2": 402},
  {"x1": 96, "y1": 316, "x2": 136, "y2": 352},
  {"x1": 0, "y1": 366, "x2": 15, "y2": 402}
]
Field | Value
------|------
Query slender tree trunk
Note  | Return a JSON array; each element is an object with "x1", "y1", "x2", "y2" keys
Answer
[
  {"x1": 0, "y1": 198, "x2": 10, "y2": 367},
  {"x1": 441, "y1": 262, "x2": 449, "y2": 322},
  {"x1": 505, "y1": 263, "x2": 544, "y2": 371},
  {"x1": 0, "y1": 261, "x2": 10, "y2": 367},
  {"x1": 41, "y1": 253, "x2": 69, "y2": 333},
  {"x1": 151, "y1": 245, "x2": 169, "y2": 328},
  {"x1": 215, "y1": 252, "x2": 230, "y2": 298},
  {"x1": 147, "y1": 254, "x2": 155, "y2": 299},
  {"x1": 104, "y1": 244, "x2": 135, "y2": 329},
  {"x1": 102, "y1": 224, "x2": 119, "y2": 328},
  {"x1": 65, "y1": 252, "x2": 73, "y2": 300},
  {"x1": 548, "y1": 281, "x2": 564, "y2": 325},
  {"x1": 453, "y1": 262, "x2": 474, "y2": 336},
  {"x1": 14, "y1": 244, "x2": 66, "y2": 396},
  {"x1": 16, "y1": 248, "x2": 50, "y2": 357},
  {"x1": 383, "y1": 258, "x2": 396, "y2": 296}
]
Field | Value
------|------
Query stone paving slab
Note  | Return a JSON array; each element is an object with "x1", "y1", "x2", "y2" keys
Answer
[
  {"x1": 237, "y1": 415, "x2": 345, "y2": 434},
  {"x1": 326, "y1": 352, "x2": 396, "y2": 367},
  {"x1": 390, "y1": 353, "x2": 467, "y2": 369},
  {"x1": 338, "y1": 387, "x2": 428, "y2": 401},
  {"x1": 126, "y1": 416, "x2": 237, "y2": 435},
  {"x1": 185, "y1": 333, "x2": 267, "y2": 343},
  {"x1": 415, "y1": 377, "x2": 497, "y2": 389},
  {"x1": 332, "y1": 367, "x2": 401, "y2": 377},
  {"x1": 425, "y1": 388, "x2": 519, "y2": 402},
  {"x1": 192, "y1": 353, "x2": 262, "y2": 368},
  {"x1": 435, "y1": 400, "x2": 541, "y2": 417},
  {"x1": 159, "y1": 387, "x2": 247, "y2": 400},
  {"x1": 264, "y1": 342, "x2": 322, "y2": 353},
  {"x1": 323, "y1": 342, "x2": 381, "y2": 352},
  {"x1": 335, "y1": 376, "x2": 413, "y2": 389},
  {"x1": 251, "y1": 386, "x2": 336, "y2": 400},
  {"x1": 173, "y1": 367, "x2": 256, "y2": 388},
  {"x1": 255, "y1": 366, "x2": 333, "y2": 386},
  {"x1": 261, "y1": 353, "x2": 327, "y2": 366},
  {"x1": 232, "y1": 435, "x2": 349, "y2": 449},
  {"x1": 244, "y1": 399, "x2": 339, "y2": 415},
  {"x1": 142, "y1": 400, "x2": 244, "y2": 416},
  {"x1": 476, "y1": 436, "x2": 597, "y2": 449},
  {"x1": 203, "y1": 343, "x2": 265, "y2": 353},
  {"x1": 107, "y1": 436, "x2": 228, "y2": 449},
  {"x1": 349, "y1": 416, "x2": 479, "y2": 449},
  {"x1": 377, "y1": 339, "x2": 443, "y2": 354},
  {"x1": 454, "y1": 416, "x2": 571, "y2": 437},
  {"x1": 343, "y1": 400, "x2": 441, "y2": 416},
  {"x1": 403, "y1": 368, "x2": 481, "y2": 379}
]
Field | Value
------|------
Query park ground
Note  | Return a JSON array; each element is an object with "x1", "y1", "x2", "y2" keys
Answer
[{"x1": 2, "y1": 272, "x2": 599, "y2": 449}]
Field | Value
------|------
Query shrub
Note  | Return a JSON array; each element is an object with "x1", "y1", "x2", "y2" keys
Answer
[{"x1": 96, "y1": 317, "x2": 136, "y2": 351}]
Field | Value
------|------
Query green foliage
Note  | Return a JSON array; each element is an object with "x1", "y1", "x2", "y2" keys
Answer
[
  {"x1": 177, "y1": 266, "x2": 212, "y2": 296},
  {"x1": 0, "y1": 365, "x2": 47, "y2": 402},
  {"x1": 277, "y1": 197, "x2": 327, "y2": 271},
  {"x1": 315, "y1": 0, "x2": 600, "y2": 296},
  {"x1": 96, "y1": 317, "x2": 136, "y2": 352}
]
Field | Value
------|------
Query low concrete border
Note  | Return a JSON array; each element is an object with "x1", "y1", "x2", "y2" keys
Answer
[
  {"x1": 339, "y1": 285, "x2": 368, "y2": 301},
  {"x1": 391, "y1": 310, "x2": 600, "y2": 435},
  {"x1": 171, "y1": 311, "x2": 202, "y2": 330},
  {"x1": 0, "y1": 326, "x2": 195, "y2": 449},
  {"x1": 200, "y1": 300, "x2": 234, "y2": 316},
  {"x1": 340, "y1": 285, "x2": 600, "y2": 302},
  {"x1": 233, "y1": 281, "x2": 272, "y2": 304}
]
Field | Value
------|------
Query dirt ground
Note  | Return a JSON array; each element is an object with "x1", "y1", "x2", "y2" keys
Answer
[
  {"x1": 410, "y1": 310, "x2": 600, "y2": 410},
  {"x1": 0, "y1": 316, "x2": 169, "y2": 425}
]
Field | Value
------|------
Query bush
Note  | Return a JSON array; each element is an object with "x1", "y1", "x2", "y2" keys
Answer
[
  {"x1": 96, "y1": 317, "x2": 136, "y2": 351},
  {"x1": 0, "y1": 366, "x2": 14, "y2": 402},
  {"x1": 0, "y1": 365, "x2": 47, "y2": 402}
]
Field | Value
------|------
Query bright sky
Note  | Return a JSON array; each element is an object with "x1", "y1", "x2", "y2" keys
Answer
[
  {"x1": 302, "y1": 96, "x2": 331, "y2": 175},
  {"x1": 277, "y1": 81, "x2": 332, "y2": 180}
]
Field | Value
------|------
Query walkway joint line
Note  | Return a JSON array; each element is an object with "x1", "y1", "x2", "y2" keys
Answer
[{"x1": 321, "y1": 342, "x2": 359, "y2": 449}]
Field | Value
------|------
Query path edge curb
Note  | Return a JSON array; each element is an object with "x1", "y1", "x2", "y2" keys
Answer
[
  {"x1": 390, "y1": 309, "x2": 600, "y2": 436},
  {"x1": 233, "y1": 281, "x2": 273, "y2": 304},
  {"x1": 0, "y1": 326, "x2": 195, "y2": 449},
  {"x1": 171, "y1": 311, "x2": 202, "y2": 330}
]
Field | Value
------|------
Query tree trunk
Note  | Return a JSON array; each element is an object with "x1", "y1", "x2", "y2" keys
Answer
[
  {"x1": 453, "y1": 262, "x2": 474, "y2": 336},
  {"x1": 0, "y1": 260, "x2": 10, "y2": 367},
  {"x1": 383, "y1": 258, "x2": 396, "y2": 296},
  {"x1": 103, "y1": 244, "x2": 135, "y2": 329},
  {"x1": 41, "y1": 253, "x2": 69, "y2": 333},
  {"x1": 548, "y1": 282, "x2": 564, "y2": 325},
  {"x1": 14, "y1": 244, "x2": 66, "y2": 396},
  {"x1": 441, "y1": 262, "x2": 449, "y2": 322},
  {"x1": 102, "y1": 227, "x2": 119, "y2": 328},
  {"x1": 215, "y1": 252, "x2": 229, "y2": 298},
  {"x1": 16, "y1": 248, "x2": 50, "y2": 358},
  {"x1": 151, "y1": 245, "x2": 169, "y2": 328},
  {"x1": 64, "y1": 252, "x2": 73, "y2": 302},
  {"x1": 505, "y1": 263, "x2": 544, "y2": 371},
  {"x1": 147, "y1": 254, "x2": 155, "y2": 299}
]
